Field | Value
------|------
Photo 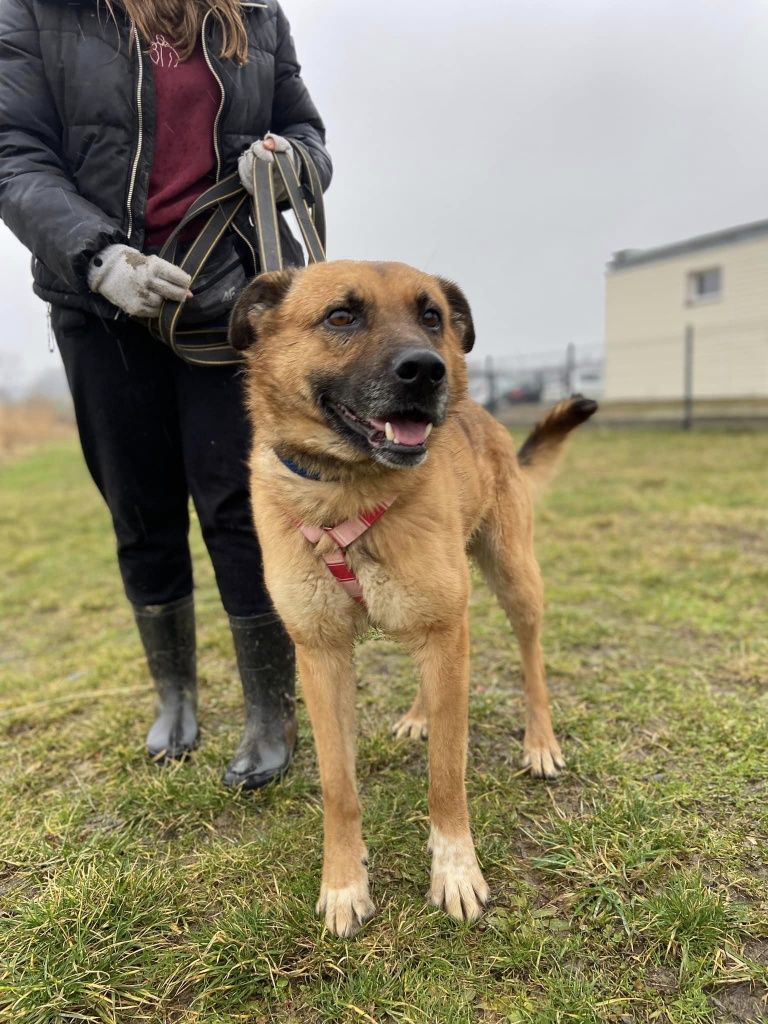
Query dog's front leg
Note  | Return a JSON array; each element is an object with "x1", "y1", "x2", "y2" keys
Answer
[
  {"x1": 410, "y1": 614, "x2": 489, "y2": 923},
  {"x1": 296, "y1": 640, "x2": 373, "y2": 937}
]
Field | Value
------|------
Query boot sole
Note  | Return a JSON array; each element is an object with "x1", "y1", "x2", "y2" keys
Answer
[{"x1": 222, "y1": 751, "x2": 295, "y2": 791}]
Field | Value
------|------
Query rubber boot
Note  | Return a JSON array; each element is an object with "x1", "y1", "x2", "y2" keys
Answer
[
  {"x1": 133, "y1": 595, "x2": 198, "y2": 761},
  {"x1": 223, "y1": 612, "x2": 297, "y2": 790}
]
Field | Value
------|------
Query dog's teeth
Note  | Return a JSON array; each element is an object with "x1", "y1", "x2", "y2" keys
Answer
[
  {"x1": 385, "y1": 422, "x2": 395, "y2": 442},
  {"x1": 425, "y1": 423, "x2": 433, "y2": 438}
]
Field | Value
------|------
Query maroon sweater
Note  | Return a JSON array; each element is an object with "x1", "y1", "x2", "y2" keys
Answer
[{"x1": 145, "y1": 35, "x2": 220, "y2": 247}]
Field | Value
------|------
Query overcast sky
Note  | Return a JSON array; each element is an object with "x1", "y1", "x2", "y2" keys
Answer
[{"x1": 2, "y1": 0, "x2": 768, "y2": 390}]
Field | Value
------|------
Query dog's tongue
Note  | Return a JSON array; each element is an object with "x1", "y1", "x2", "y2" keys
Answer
[{"x1": 370, "y1": 417, "x2": 431, "y2": 446}]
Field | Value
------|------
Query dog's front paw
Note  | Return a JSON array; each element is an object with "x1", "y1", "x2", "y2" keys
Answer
[
  {"x1": 316, "y1": 878, "x2": 375, "y2": 937},
  {"x1": 428, "y1": 827, "x2": 489, "y2": 924},
  {"x1": 522, "y1": 731, "x2": 565, "y2": 779},
  {"x1": 392, "y1": 708, "x2": 428, "y2": 741}
]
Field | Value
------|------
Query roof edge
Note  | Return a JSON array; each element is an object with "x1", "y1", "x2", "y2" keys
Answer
[{"x1": 608, "y1": 217, "x2": 768, "y2": 272}]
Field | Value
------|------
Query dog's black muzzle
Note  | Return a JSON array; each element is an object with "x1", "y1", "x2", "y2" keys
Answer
[{"x1": 312, "y1": 344, "x2": 449, "y2": 469}]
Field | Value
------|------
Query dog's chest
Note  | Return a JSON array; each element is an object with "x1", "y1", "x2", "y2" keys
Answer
[
  {"x1": 352, "y1": 554, "x2": 417, "y2": 632},
  {"x1": 346, "y1": 544, "x2": 463, "y2": 634}
]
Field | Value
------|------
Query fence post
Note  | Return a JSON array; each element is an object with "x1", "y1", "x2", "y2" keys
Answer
[
  {"x1": 683, "y1": 325, "x2": 694, "y2": 430},
  {"x1": 485, "y1": 355, "x2": 497, "y2": 413}
]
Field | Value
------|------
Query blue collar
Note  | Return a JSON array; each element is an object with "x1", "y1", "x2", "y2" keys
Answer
[{"x1": 278, "y1": 455, "x2": 323, "y2": 482}]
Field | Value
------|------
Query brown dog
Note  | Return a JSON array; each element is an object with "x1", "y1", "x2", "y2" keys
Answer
[{"x1": 230, "y1": 260, "x2": 596, "y2": 937}]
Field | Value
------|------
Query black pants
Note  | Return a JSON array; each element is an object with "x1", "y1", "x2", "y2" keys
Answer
[{"x1": 53, "y1": 307, "x2": 270, "y2": 617}]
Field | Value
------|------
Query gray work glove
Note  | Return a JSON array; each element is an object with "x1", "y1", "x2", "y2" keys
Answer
[
  {"x1": 238, "y1": 133, "x2": 300, "y2": 202},
  {"x1": 87, "y1": 244, "x2": 193, "y2": 317}
]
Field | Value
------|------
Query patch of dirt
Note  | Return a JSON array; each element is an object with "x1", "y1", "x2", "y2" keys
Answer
[
  {"x1": 700, "y1": 522, "x2": 768, "y2": 554},
  {"x1": 77, "y1": 811, "x2": 124, "y2": 838},
  {"x1": 710, "y1": 982, "x2": 768, "y2": 1023},
  {"x1": 1, "y1": 718, "x2": 35, "y2": 739},
  {"x1": 646, "y1": 965, "x2": 678, "y2": 996},
  {"x1": 743, "y1": 939, "x2": 768, "y2": 966},
  {"x1": 212, "y1": 808, "x2": 246, "y2": 839}
]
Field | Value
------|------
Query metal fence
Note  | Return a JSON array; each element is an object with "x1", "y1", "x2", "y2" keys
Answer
[
  {"x1": 467, "y1": 345, "x2": 603, "y2": 423},
  {"x1": 468, "y1": 326, "x2": 768, "y2": 428}
]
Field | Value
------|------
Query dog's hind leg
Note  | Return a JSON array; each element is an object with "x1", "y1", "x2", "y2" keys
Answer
[
  {"x1": 392, "y1": 687, "x2": 428, "y2": 740},
  {"x1": 407, "y1": 613, "x2": 489, "y2": 922},
  {"x1": 472, "y1": 502, "x2": 565, "y2": 779},
  {"x1": 296, "y1": 639, "x2": 374, "y2": 937}
]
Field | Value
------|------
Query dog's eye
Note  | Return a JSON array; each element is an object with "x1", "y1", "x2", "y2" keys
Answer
[
  {"x1": 422, "y1": 308, "x2": 441, "y2": 330},
  {"x1": 325, "y1": 309, "x2": 357, "y2": 328}
]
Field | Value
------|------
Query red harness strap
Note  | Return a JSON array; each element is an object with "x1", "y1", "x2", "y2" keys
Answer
[{"x1": 297, "y1": 501, "x2": 393, "y2": 605}]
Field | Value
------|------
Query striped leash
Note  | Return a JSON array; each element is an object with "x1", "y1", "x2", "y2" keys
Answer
[{"x1": 149, "y1": 140, "x2": 325, "y2": 365}]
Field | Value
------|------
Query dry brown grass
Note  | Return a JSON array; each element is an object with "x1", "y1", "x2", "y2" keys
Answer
[{"x1": 0, "y1": 398, "x2": 74, "y2": 456}]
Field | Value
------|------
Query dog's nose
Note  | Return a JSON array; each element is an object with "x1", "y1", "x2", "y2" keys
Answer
[{"x1": 392, "y1": 348, "x2": 446, "y2": 388}]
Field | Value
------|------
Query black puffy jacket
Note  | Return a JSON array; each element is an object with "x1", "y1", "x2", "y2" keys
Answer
[{"x1": 0, "y1": 0, "x2": 332, "y2": 314}]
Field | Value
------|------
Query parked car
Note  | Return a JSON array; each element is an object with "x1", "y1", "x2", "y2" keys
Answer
[
  {"x1": 542, "y1": 366, "x2": 604, "y2": 403},
  {"x1": 504, "y1": 373, "x2": 544, "y2": 404}
]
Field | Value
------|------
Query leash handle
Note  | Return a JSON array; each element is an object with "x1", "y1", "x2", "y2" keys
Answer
[{"x1": 251, "y1": 146, "x2": 326, "y2": 271}]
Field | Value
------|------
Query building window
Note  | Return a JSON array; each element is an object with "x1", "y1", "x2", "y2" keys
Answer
[{"x1": 686, "y1": 267, "x2": 722, "y2": 304}]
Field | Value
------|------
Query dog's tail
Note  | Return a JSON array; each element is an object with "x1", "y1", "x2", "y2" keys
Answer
[{"x1": 517, "y1": 395, "x2": 598, "y2": 499}]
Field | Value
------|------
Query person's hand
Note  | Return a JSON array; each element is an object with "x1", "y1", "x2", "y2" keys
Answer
[
  {"x1": 87, "y1": 244, "x2": 193, "y2": 317},
  {"x1": 238, "y1": 133, "x2": 299, "y2": 201}
]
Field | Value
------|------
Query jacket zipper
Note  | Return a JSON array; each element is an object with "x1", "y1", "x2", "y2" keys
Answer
[
  {"x1": 125, "y1": 27, "x2": 145, "y2": 242},
  {"x1": 201, "y1": 10, "x2": 258, "y2": 272},
  {"x1": 201, "y1": 11, "x2": 225, "y2": 181}
]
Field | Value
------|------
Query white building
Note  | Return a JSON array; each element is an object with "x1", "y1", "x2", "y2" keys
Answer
[{"x1": 604, "y1": 220, "x2": 768, "y2": 402}]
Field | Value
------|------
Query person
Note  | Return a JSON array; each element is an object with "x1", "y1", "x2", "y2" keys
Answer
[{"x1": 0, "y1": 0, "x2": 332, "y2": 789}]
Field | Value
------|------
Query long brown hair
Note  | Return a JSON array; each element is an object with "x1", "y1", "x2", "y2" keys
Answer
[{"x1": 103, "y1": 0, "x2": 249, "y2": 64}]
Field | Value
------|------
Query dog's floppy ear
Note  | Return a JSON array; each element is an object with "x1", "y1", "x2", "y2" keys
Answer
[
  {"x1": 229, "y1": 269, "x2": 298, "y2": 351},
  {"x1": 436, "y1": 277, "x2": 476, "y2": 353}
]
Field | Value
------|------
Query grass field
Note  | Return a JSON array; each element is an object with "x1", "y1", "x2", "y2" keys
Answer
[{"x1": 1, "y1": 428, "x2": 766, "y2": 1024}]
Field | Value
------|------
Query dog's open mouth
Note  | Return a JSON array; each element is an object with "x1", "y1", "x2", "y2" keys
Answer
[{"x1": 324, "y1": 400, "x2": 433, "y2": 453}]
